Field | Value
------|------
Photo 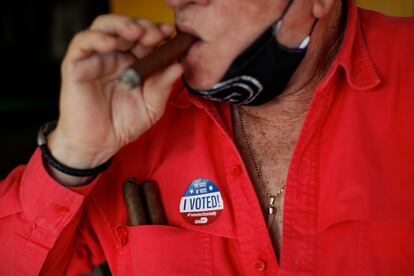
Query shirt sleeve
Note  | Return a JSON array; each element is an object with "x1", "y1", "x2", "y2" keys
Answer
[{"x1": 0, "y1": 149, "x2": 105, "y2": 275}]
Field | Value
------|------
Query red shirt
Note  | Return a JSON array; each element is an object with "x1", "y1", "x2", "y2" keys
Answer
[{"x1": 1, "y1": 1, "x2": 414, "y2": 275}]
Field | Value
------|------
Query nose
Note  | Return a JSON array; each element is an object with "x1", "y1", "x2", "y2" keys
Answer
[{"x1": 165, "y1": 0, "x2": 210, "y2": 8}]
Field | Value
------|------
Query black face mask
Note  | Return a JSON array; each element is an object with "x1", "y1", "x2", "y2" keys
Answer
[{"x1": 184, "y1": 21, "x2": 313, "y2": 106}]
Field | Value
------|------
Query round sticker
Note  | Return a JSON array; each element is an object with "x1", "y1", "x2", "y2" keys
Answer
[{"x1": 179, "y1": 178, "x2": 224, "y2": 225}]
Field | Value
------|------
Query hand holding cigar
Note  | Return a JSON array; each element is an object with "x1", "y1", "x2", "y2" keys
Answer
[
  {"x1": 54, "y1": 17, "x2": 192, "y2": 187},
  {"x1": 120, "y1": 32, "x2": 197, "y2": 89}
]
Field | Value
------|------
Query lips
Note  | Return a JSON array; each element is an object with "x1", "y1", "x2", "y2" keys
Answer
[
  {"x1": 174, "y1": 25, "x2": 202, "y2": 62},
  {"x1": 176, "y1": 24, "x2": 201, "y2": 41}
]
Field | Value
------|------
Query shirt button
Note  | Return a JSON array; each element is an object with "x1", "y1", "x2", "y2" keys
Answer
[
  {"x1": 56, "y1": 205, "x2": 69, "y2": 214},
  {"x1": 230, "y1": 165, "x2": 242, "y2": 176},
  {"x1": 254, "y1": 259, "x2": 267, "y2": 272},
  {"x1": 76, "y1": 245, "x2": 88, "y2": 258},
  {"x1": 116, "y1": 226, "x2": 129, "y2": 246}
]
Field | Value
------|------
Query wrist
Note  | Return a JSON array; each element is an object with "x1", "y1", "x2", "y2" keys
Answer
[
  {"x1": 38, "y1": 122, "x2": 111, "y2": 185},
  {"x1": 47, "y1": 124, "x2": 112, "y2": 170}
]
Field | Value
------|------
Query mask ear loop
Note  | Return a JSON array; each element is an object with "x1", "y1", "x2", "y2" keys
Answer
[
  {"x1": 271, "y1": 0, "x2": 294, "y2": 35},
  {"x1": 279, "y1": 0, "x2": 295, "y2": 19},
  {"x1": 272, "y1": 0, "x2": 318, "y2": 50},
  {"x1": 297, "y1": 19, "x2": 318, "y2": 49}
]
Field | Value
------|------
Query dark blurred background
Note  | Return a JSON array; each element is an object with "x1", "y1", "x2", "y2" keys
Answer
[
  {"x1": 0, "y1": 0, "x2": 109, "y2": 179},
  {"x1": 1, "y1": 1, "x2": 111, "y2": 273}
]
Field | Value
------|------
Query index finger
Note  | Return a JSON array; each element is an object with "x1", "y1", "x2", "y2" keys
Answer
[{"x1": 91, "y1": 14, "x2": 144, "y2": 41}]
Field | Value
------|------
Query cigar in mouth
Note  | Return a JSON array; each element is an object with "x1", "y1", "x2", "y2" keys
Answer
[{"x1": 120, "y1": 32, "x2": 198, "y2": 89}]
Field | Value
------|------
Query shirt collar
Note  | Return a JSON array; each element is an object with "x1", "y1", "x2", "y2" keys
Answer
[
  {"x1": 335, "y1": 0, "x2": 381, "y2": 91},
  {"x1": 169, "y1": 79, "x2": 192, "y2": 108}
]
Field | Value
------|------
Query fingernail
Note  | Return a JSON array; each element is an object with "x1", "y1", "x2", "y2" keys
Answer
[
  {"x1": 161, "y1": 24, "x2": 174, "y2": 34},
  {"x1": 126, "y1": 21, "x2": 139, "y2": 31}
]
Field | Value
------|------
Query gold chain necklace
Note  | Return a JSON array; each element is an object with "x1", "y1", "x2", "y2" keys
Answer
[{"x1": 237, "y1": 106, "x2": 285, "y2": 230}]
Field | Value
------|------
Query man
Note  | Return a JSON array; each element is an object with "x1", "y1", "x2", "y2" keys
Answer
[{"x1": 0, "y1": 0, "x2": 413, "y2": 275}]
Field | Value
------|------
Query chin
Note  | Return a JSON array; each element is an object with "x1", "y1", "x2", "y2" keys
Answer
[
  {"x1": 183, "y1": 70, "x2": 218, "y2": 90},
  {"x1": 181, "y1": 39, "x2": 237, "y2": 89},
  {"x1": 182, "y1": 58, "x2": 230, "y2": 90}
]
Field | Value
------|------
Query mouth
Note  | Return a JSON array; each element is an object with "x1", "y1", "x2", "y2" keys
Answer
[
  {"x1": 175, "y1": 25, "x2": 203, "y2": 62},
  {"x1": 176, "y1": 24, "x2": 201, "y2": 40}
]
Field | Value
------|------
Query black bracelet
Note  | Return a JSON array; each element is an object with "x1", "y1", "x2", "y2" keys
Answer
[{"x1": 37, "y1": 121, "x2": 112, "y2": 177}]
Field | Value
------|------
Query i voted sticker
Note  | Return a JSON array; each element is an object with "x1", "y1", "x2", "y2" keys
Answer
[{"x1": 180, "y1": 178, "x2": 224, "y2": 226}]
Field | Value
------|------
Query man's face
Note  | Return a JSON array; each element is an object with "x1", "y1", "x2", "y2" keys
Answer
[{"x1": 168, "y1": 0, "x2": 287, "y2": 89}]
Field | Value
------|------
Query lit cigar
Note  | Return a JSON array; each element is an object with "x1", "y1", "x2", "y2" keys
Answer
[{"x1": 120, "y1": 32, "x2": 197, "y2": 89}]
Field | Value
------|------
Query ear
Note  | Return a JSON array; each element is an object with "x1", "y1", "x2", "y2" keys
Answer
[{"x1": 311, "y1": 0, "x2": 337, "y2": 19}]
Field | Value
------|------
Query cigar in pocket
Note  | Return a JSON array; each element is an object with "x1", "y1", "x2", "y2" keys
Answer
[
  {"x1": 140, "y1": 181, "x2": 168, "y2": 225},
  {"x1": 120, "y1": 32, "x2": 198, "y2": 89},
  {"x1": 122, "y1": 177, "x2": 148, "y2": 226}
]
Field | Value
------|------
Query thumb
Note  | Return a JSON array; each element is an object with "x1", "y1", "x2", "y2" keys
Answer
[{"x1": 143, "y1": 62, "x2": 184, "y2": 111}]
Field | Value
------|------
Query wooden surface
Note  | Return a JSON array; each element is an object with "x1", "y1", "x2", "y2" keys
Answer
[
  {"x1": 111, "y1": 0, "x2": 414, "y2": 21},
  {"x1": 357, "y1": 0, "x2": 413, "y2": 16},
  {"x1": 111, "y1": 0, "x2": 174, "y2": 23}
]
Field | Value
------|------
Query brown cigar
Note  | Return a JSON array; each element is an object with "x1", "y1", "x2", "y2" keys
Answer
[
  {"x1": 140, "y1": 181, "x2": 168, "y2": 225},
  {"x1": 120, "y1": 32, "x2": 197, "y2": 89},
  {"x1": 122, "y1": 177, "x2": 148, "y2": 226}
]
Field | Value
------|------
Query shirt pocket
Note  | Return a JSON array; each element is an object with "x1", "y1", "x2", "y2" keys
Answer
[
  {"x1": 360, "y1": 220, "x2": 414, "y2": 276},
  {"x1": 317, "y1": 218, "x2": 414, "y2": 276},
  {"x1": 118, "y1": 225, "x2": 212, "y2": 276}
]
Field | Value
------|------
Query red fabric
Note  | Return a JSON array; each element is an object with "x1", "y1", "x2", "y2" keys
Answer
[{"x1": 1, "y1": 1, "x2": 414, "y2": 275}]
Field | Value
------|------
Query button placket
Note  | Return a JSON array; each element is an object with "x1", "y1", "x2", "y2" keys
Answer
[
  {"x1": 280, "y1": 96, "x2": 329, "y2": 273},
  {"x1": 214, "y1": 105, "x2": 280, "y2": 274}
]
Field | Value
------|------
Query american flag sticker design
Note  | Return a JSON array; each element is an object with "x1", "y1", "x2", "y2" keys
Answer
[{"x1": 179, "y1": 178, "x2": 224, "y2": 225}]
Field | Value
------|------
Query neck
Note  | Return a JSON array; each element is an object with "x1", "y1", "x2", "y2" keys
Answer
[{"x1": 240, "y1": 0, "x2": 345, "y2": 121}]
